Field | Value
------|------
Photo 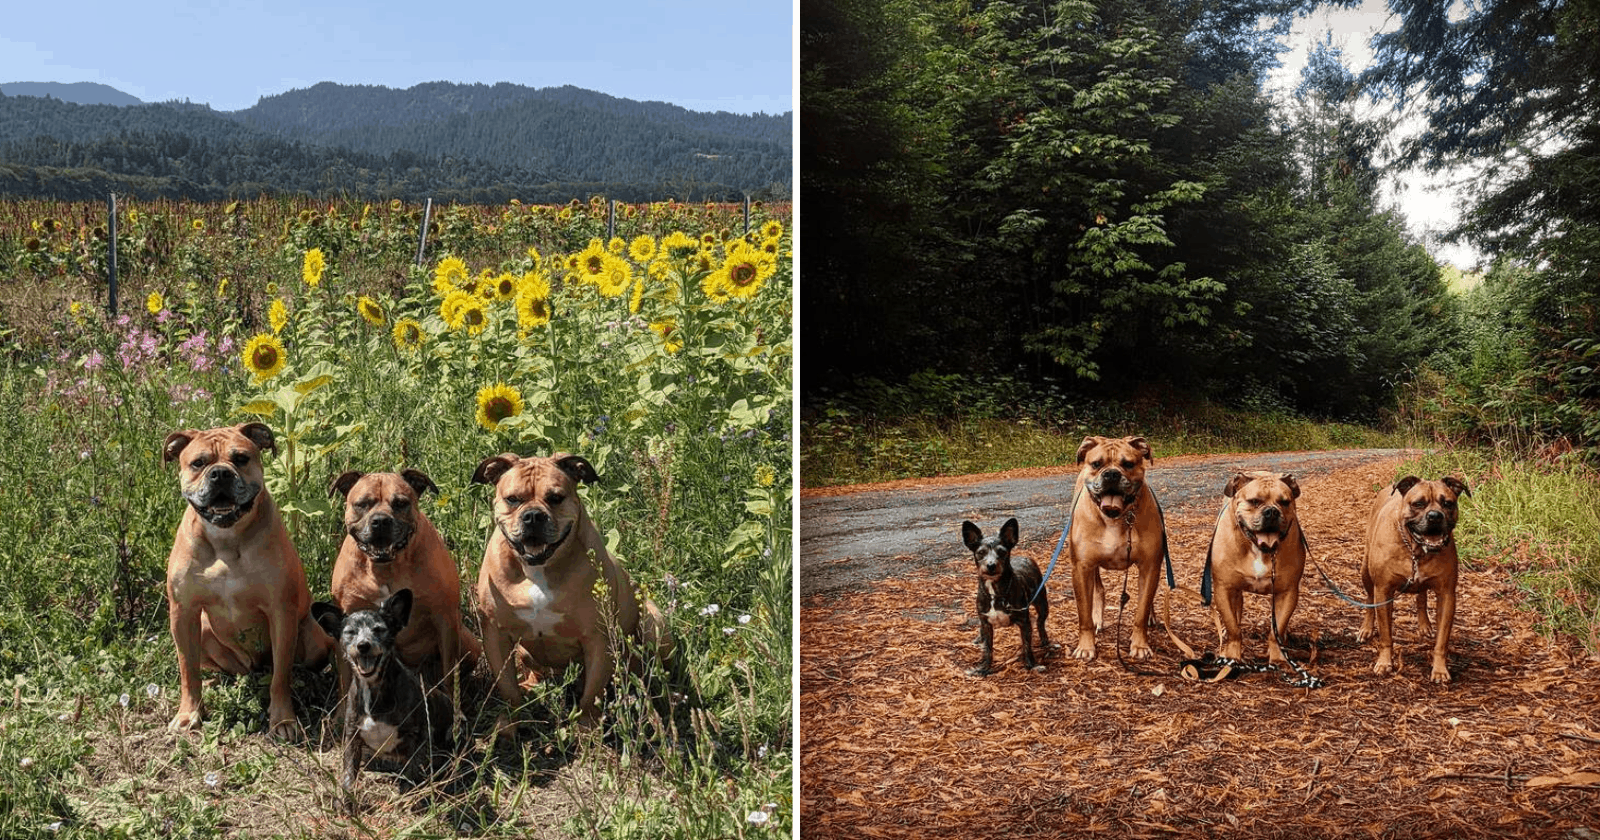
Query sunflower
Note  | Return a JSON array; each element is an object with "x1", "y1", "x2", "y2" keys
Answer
[
  {"x1": 357, "y1": 296, "x2": 386, "y2": 326},
  {"x1": 146, "y1": 291, "x2": 165, "y2": 316},
  {"x1": 628, "y1": 277, "x2": 645, "y2": 314},
  {"x1": 392, "y1": 317, "x2": 425, "y2": 351},
  {"x1": 515, "y1": 289, "x2": 553, "y2": 331},
  {"x1": 597, "y1": 257, "x2": 632, "y2": 298},
  {"x1": 525, "y1": 245, "x2": 542, "y2": 269},
  {"x1": 607, "y1": 237, "x2": 626, "y2": 255},
  {"x1": 649, "y1": 319, "x2": 683, "y2": 354},
  {"x1": 302, "y1": 248, "x2": 326, "y2": 287},
  {"x1": 242, "y1": 333, "x2": 287, "y2": 382},
  {"x1": 458, "y1": 298, "x2": 489, "y2": 335},
  {"x1": 661, "y1": 231, "x2": 698, "y2": 260},
  {"x1": 216, "y1": 277, "x2": 230, "y2": 298},
  {"x1": 629, "y1": 235, "x2": 657, "y2": 263},
  {"x1": 701, "y1": 272, "x2": 733, "y2": 304},
  {"x1": 269, "y1": 299, "x2": 289, "y2": 334},
  {"x1": 191, "y1": 219, "x2": 205, "y2": 232},
  {"x1": 440, "y1": 290, "x2": 476, "y2": 329},
  {"x1": 433, "y1": 255, "x2": 468, "y2": 296},
  {"x1": 754, "y1": 464, "x2": 776, "y2": 487},
  {"x1": 760, "y1": 220, "x2": 784, "y2": 240},
  {"x1": 474, "y1": 383, "x2": 524, "y2": 431},
  {"x1": 714, "y1": 249, "x2": 777, "y2": 300},
  {"x1": 518, "y1": 270, "x2": 552, "y2": 301},
  {"x1": 576, "y1": 240, "x2": 609, "y2": 282},
  {"x1": 490, "y1": 272, "x2": 518, "y2": 302}
]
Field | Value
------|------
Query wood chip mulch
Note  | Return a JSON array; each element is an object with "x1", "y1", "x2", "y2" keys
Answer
[{"x1": 800, "y1": 458, "x2": 1600, "y2": 838}]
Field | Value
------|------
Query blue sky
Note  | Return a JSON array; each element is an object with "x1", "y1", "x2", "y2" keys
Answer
[{"x1": 0, "y1": 0, "x2": 794, "y2": 116}]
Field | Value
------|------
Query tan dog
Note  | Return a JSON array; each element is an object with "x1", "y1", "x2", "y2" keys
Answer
[
  {"x1": 162, "y1": 422, "x2": 332, "y2": 738},
  {"x1": 1358, "y1": 476, "x2": 1470, "y2": 683},
  {"x1": 329, "y1": 470, "x2": 482, "y2": 693},
  {"x1": 1068, "y1": 435, "x2": 1165, "y2": 661},
  {"x1": 1204, "y1": 472, "x2": 1306, "y2": 665},
  {"x1": 472, "y1": 452, "x2": 671, "y2": 727}
]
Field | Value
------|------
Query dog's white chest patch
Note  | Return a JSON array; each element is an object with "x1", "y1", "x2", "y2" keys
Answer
[
  {"x1": 982, "y1": 581, "x2": 1013, "y2": 627},
  {"x1": 358, "y1": 715, "x2": 402, "y2": 756},
  {"x1": 515, "y1": 568, "x2": 566, "y2": 636}
]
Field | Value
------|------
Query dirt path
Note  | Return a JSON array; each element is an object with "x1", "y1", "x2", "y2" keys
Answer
[{"x1": 799, "y1": 451, "x2": 1600, "y2": 838}]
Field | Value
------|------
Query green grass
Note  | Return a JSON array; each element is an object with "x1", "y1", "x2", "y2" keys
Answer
[
  {"x1": 0, "y1": 200, "x2": 792, "y2": 838},
  {"x1": 801, "y1": 392, "x2": 1410, "y2": 487}
]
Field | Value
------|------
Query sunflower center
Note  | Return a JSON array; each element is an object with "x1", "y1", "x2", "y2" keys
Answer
[
  {"x1": 585, "y1": 256, "x2": 605, "y2": 275},
  {"x1": 730, "y1": 263, "x2": 758, "y2": 286},
  {"x1": 485, "y1": 397, "x2": 515, "y2": 423},
  {"x1": 252, "y1": 345, "x2": 279, "y2": 369},
  {"x1": 465, "y1": 308, "x2": 485, "y2": 327}
]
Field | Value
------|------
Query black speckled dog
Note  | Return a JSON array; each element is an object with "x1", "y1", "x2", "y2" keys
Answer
[
  {"x1": 312, "y1": 589, "x2": 453, "y2": 791},
  {"x1": 961, "y1": 518, "x2": 1050, "y2": 676}
]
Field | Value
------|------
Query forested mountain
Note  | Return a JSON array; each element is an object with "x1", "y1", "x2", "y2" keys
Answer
[
  {"x1": 0, "y1": 81, "x2": 791, "y2": 201},
  {"x1": 0, "y1": 81, "x2": 142, "y2": 106}
]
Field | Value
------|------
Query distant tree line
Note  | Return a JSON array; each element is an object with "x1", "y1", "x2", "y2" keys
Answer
[
  {"x1": 0, "y1": 82, "x2": 792, "y2": 203},
  {"x1": 803, "y1": 0, "x2": 1456, "y2": 420}
]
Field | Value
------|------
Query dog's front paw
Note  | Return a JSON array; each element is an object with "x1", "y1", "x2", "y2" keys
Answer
[
  {"x1": 1028, "y1": 664, "x2": 1046, "y2": 673},
  {"x1": 1429, "y1": 664, "x2": 1452, "y2": 684},
  {"x1": 167, "y1": 709, "x2": 203, "y2": 733},
  {"x1": 267, "y1": 716, "x2": 305, "y2": 742},
  {"x1": 1372, "y1": 655, "x2": 1395, "y2": 676},
  {"x1": 1128, "y1": 641, "x2": 1153, "y2": 660},
  {"x1": 965, "y1": 665, "x2": 991, "y2": 677},
  {"x1": 1072, "y1": 644, "x2": 1096, "y2": 661}
]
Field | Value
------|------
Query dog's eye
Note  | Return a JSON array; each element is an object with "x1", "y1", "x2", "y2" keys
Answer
[
  {"x1": 230, "y1": 452, "x2": 250, "y2": 467},
  {"x1": 352, "y1": 498, "x2": 372, "y2": 510},
  {"x1": 1090, "y1": 460, "x2": 1104, "y2": 469},
  {"x1": 1441, "y1": 499, "x2": 1456, "y2": 509},
  {"x1": 1121, "y1": 459, "x2": 1136, "y2": 470},
  {"x1": 503, "y1": 495, "x2": 523, "y2": 507},
  {"x1": 392, "y1": 496, "x2": 411, "y2": 510},
  {"x1": 190, "y1": 457, "x2": 207, "y2": 470},
  {"x1": 546, "y1": 492, "x2": 566, "y2": 506}
]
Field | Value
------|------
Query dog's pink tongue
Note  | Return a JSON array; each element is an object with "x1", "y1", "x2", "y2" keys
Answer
[
  {"x1": 1255, "y1": 531, "x2": 1282, "y2": 552},
  {"x1": 1098, "y1": 497, "x2": 1124, "y2": 516}
]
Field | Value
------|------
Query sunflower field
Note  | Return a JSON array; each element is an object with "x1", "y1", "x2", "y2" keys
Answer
[{"x1": 0, "y1": 195, "x2": 792, "y2": 838}]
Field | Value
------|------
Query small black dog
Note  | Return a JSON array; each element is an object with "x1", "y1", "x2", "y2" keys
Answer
[
  {"x1": 961, "y1": 518, "x2": 1050, "y2": 676},
  {"x1": 312, "y1": 589, "x2": 453, "y2": 791}
]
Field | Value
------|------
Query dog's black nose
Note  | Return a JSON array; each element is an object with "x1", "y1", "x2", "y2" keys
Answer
[
  {"x1": 520, "y1": 507, "x2": 547, "y2": 531},
  {"x1": 369, "y1": 514, "x2": 393, "y2": 536},
  {"x1": 1425, "y1": 510, "x2": 1444, "y2": 526},
  {"x1": 1261, "y1": 507, "x2": 1281, "y2": 527},
  {"x1": 357, "y1": 640, "x2": 372, "y2": 654}
]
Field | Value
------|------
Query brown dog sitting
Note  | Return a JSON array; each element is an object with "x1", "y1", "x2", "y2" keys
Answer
[
  {"x1": 1068, "y1": 435, "x2": 1165, "y2": 661},
  {"x1": 1204, "y1": 472, "x2": 1306, "y2": 666},
  {"x1": 162, "y1": 422, "x2": 332, "y2": 738},
  {"x1": 1358, "y1": 475, "x2": 1470, "y2": 683},
  {"x1": 329, "y1": 470, "x2": 482, "y2": 697},
  {"x1": 472, "y1": 452, "x2": 672, "y2": 728}
]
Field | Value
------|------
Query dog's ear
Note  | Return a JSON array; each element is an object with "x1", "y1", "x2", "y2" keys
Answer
[
  {"x1": 162, "y1": 431, "x2": 195, "y2": 465},
  {"x1": 472, "y1": 453, "x2": 520, "y2": 486},
  {"x1": 1075, "y1": 436, "x2": 1102, "y2": 465},
  {"x1": 1392, "y1": 476, "x2": 1423, "y2": 497},
  {"x1": 1442, "y1": 476, "x2": 1471, "y2": 498},
  {"x1": 1125, "y1": 436, "x2": 1153, "y2": 463},
  {"x1": 236, "y1": 422, "x2": 276, "y2": 456},
  {"x1": 329, "y1": 471, "x2": 363, "y2": 498},
  {"x1": 961, "y1": 520, "x2": 983, "y2": 551},
  {"x1": 1000, "y1": 518, "x2": 1019, "y2": 549},
  {"x1": 1280, "y1": 474, "x2": 1301, "y2": 499},
  {"x1": 1223, "y1": 473, "x2": 1250, "y2": 498},
  {"x1": 381, "y1": 588, "x2": 414, "y2": 631},
  {"x1": 400, "y1": 469, "x2": 438, "y2": 497},
  {"x1": 311, "y1": 602, "x2": 344, "y2": 638},
  {"x1": 553, "y1": 453, "x2": 601, "y2": 485}
]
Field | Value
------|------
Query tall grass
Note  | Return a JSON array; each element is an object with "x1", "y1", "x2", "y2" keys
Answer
[{"x1": 0, "y1": 196, "x2": 792, "y2": 838}]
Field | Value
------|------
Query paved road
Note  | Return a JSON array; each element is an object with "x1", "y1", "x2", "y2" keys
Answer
[{"x1": 800, "y1": 449, "x2": 1407, "y2": 597}]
